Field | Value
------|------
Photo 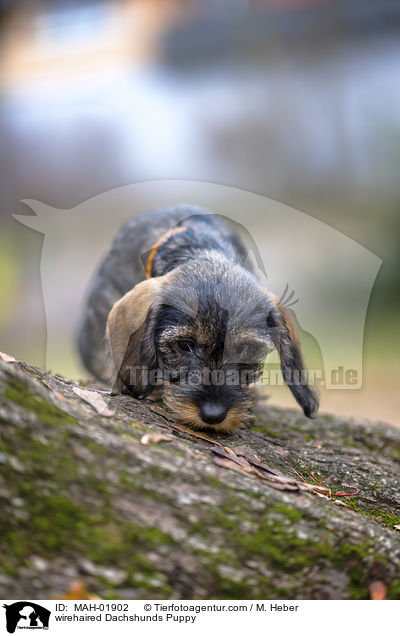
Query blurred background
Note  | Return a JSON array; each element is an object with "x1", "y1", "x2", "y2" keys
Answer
[{"x1": 0, "y1": 0, "x2": 399, "y2": 424}]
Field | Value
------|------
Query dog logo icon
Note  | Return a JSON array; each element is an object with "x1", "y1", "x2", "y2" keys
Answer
[{"x1": 2, "y1": 602, "x2": 50, "y2": 634}]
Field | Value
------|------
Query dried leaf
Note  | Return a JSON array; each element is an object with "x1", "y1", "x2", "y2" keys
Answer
[
  {"x1": 148, "y1": 404, "x2": 176, "y2": 420},
  {"x1": 56, "y1": 581, "x2": 100, "y2": 600},
  {"x1": 213, "y1": 455, "x2": 255, "y2": 476},
  {"x1": 243, "y1": 454, "x2": 285, "y2": 477},
  {"x1": 0, "y1": 352, "x2": 16, "y2": 363},
  {"x1": 50, "y1": 390, "x2": 66, "y2": 402},
  {"x1": 170, "y1": 423, "x2": 223, "y2": 446},
  {"x1": 223, "y1": 446, "x2": 237, "y2": 456},
  {"x1": 141, "y1": 433, "x2": 172, "y2": 445},
  {"x1": 211, "y1": 448, "x2": 302, "y2": 492},
  {"x1": 369, "y1": 580, "x2": 387, "y2": 600},
  {"x1": 259, "y1": 480, "x2": 300, "y2": 491},
  {"x1": 72, "y1": 387, "x2": 116, "y2": 417},
  {"x1": 213, "y1": 447, "x2": 254, "y2": 469}
]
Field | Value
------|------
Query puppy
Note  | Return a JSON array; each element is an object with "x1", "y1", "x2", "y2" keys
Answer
[{"x1": 78, "y1": 205, "x2": 318, "y2": 432}]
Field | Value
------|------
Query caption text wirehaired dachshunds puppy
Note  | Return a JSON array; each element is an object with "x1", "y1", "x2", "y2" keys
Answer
[{"x1": 78, "y1": 205, "x2": 319, "y2": 432}]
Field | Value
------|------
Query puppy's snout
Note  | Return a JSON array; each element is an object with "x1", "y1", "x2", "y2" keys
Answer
[{"x1": 199, "y1": 402, "x2": 227, "y2": 425}]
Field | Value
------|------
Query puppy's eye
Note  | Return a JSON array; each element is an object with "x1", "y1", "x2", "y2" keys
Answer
[{"x1": 176, "y1": 339, "x2": 196, "y2": 354}]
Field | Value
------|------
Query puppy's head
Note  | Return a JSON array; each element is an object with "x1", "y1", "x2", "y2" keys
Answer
[{"x1": 106, "y1": 254, "x2": 318, "y2": 432}]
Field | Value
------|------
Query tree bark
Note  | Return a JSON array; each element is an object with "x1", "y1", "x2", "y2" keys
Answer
[{"x1": 0, "y1": 356, "x2": 399, "y2": 600}]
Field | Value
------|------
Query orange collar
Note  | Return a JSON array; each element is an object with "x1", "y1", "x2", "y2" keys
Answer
[{"x1": 146, "y1": 226, "x2": 187, "y2": 279}]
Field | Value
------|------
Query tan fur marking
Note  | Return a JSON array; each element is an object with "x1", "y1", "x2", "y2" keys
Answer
[
  {"x1": 162, "y1": 384, "x2": 251, "y2": 433},
  {"x1": 106, "y1": 272, "x2": 175, "y2": 386}
]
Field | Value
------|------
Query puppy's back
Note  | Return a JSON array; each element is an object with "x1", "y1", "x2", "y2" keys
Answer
[{"x1": 78, "y1": 204, "x2": 234, "y2": 380}]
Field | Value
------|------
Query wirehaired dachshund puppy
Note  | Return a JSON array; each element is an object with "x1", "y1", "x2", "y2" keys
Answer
[{"x1": 78, "y1": 205, "x2": 319, "y2": 432}]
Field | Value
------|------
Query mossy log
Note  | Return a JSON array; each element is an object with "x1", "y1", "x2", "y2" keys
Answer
[{"x1": 0, "y1": 356, "x2": 399, "y2": 600}]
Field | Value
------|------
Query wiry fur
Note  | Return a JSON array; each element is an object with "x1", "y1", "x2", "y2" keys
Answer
[{"x1": 78, "y1": 205, "x2": 319, "y2": 432}]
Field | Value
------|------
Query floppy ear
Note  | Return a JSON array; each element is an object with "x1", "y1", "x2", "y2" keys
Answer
[
  {"x1": 265, "y1": 293, "x2": 319, "y2": 418},
  {"x1": 106, "y1": 277, "x2": 166, "y2": 397}
]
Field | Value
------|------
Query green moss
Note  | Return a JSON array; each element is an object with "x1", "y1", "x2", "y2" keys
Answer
[
  {"x1": 344, "y1": 499, "x2": 400, "y2": 531},
  {"x1": 183, "y1": 491, "x2": 388, "y2": 599},
  {"x1": 2, "y1": 374, "x2": 399, "y2": 600},
  {"x1": 1, "y1": 473, "x2": 175, "y2": 584},
  {"x1": 0, "y1": 381, "x2": 177, "y2": 591},
  {"x1": 97, "y1": 571, "x2": 173, "y2": 600},
  {"x1": 274, "y1": 504, "x2": 303, "y2": 523},
  {"x1": 287, "y1": 460, "x2": 400, "y2": 533},
  {"x1": 216, "y1": 578, "x2": 253, "y2": 599},
  {"x1": 186, "y1": 491, "x2": 378, "y2": 598},
  {"x1": 388, "y1": 580, "x2": 400, "y2": 600},
  {"x1": 2, "y1": 423, "x2": 169, "y2": 558},
  {"x1": 85, "y1": 439, "x2": 110, "y2": 457},
  {"x1": 118, "y1": 472, "x2": 168, "y2": 504},
  {"x1": 206, "y1": 475, "x2": 226, "y2": 489},
  {"x1": 251, "y1": 425, "x2": 282, "y2": 438},
  {"x1": 4, "y1": 380, "x2": 77, "y2": 427}
]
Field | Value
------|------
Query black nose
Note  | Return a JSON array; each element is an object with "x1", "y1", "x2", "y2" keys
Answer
[{"x1": 199, "y1": 402, "x2": 227, "y2": 425}]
